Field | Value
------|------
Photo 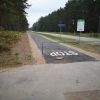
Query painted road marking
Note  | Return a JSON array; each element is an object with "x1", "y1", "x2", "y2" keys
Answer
[{"x1": 50, "y1": 51, "x2": 79, "y2": 57}]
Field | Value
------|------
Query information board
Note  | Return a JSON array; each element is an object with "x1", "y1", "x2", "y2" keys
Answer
[{"x1": 77, "y1": 19, "x2": 85, "y2": 32}]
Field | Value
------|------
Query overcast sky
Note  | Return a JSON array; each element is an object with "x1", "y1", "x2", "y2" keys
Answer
[{"x1": 26, "y1": 0, "x2": 67, "y2": 27}]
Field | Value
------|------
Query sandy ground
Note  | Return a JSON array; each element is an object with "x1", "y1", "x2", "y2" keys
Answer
[
  {"x1": 64, "y1": 90, "x2": 100, "y2": 100},
  {"x1": 0, "y1": 33, "x2": 34, "y2": 69},
  {"x1": 27, "y1": 32, "x2": 46, "y2": 64},
  {"x1": 12, "y1": 33, "x2": 34, "y2": 65}
]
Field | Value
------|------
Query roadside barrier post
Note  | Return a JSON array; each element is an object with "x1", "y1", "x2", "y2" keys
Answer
[{"x1": 42, "y1": 42, "x2": 43, "y2": 55}]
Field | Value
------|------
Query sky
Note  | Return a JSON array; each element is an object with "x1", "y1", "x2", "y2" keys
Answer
[{"x1": 26, "y1": 0, "x2": 67, "y2": 27}]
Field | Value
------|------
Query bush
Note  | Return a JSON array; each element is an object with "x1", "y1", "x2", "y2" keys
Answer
[
  {"x1": 93, "y1": 33, "x2": 99, "y2": 37},
  {"x1": 0, "y1": 31, "x2": 21, "y2": 51},
  {"x1": 0, "y1": 26, "x2": 4, "y2": 31}
]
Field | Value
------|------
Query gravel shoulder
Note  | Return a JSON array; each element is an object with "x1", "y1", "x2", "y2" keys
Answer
[{"x1": 27, "y1": 32, "x2": 46, "y2": 64}]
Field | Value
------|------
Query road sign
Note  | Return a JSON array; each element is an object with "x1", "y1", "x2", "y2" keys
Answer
[
  {"x1": 77, "y1": 19, "x2": 85, "y2": 32},
  {"x1": 58, "y1": 24, "x2": 65, "y2": 29}
]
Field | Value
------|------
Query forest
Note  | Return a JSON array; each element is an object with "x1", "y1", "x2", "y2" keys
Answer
[
  {"x1": 32, "y1": 0, "x2": 100, "y2": 33},
  {"x1": 0, "y1": 0, "x2": 29, "y2": 31},
  {"x1": 0, "y1": 0, "x2": 30, "y2": 52}
]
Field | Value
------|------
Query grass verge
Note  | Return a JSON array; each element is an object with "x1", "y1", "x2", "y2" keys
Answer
[{"x1": 53, "y1": 32, "x2": 100, "y2": 38}]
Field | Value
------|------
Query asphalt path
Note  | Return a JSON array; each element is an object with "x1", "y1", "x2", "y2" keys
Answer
[{"x1": 30, "y1": 33, "x2": 96, "y2": 63}]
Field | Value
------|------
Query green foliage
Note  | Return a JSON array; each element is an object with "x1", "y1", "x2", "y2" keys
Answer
[
  {"x1": 32, "y1": 0, "x2": 100, "y2": 33},
  {"x1": 0, "y1": 31, "x2": 21, "y2": 51},
  {"x1": 93, "y1": 33, "x2": 99, "y2": 37},
  {"x1": 25, "y1": 54, "x2": 33, "y2": 63},
  {"x1": 0, "y1": 0, "x2": 29, "y2": 31},
  {"x1": 15, "y1": 53, "x2": 22, "y2": 64},
  {"x1": 0, "y1": 26, "x2": 4, "y2": 31}
]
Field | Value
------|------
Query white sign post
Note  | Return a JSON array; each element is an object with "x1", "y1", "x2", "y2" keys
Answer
[{"x1": 77, "y1": 19, "x2": 85, "y2": 43}]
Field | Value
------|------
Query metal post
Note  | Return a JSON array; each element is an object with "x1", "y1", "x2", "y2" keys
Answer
[
  {"x1": 60, "y1": 27, "x2": 62, "y2": 39},
  {"x1": 98, "y1": 16, "x2": 100, "y2": 34},
  {"x1": 42, "y1": 42, "x2": 43, "y2": 55},
  {"x1": 72, "y1": 19, "x2": 75, "y2": 35},
  {"x1": 79, "y1": 32, "x2": 81, "y2": 43}
]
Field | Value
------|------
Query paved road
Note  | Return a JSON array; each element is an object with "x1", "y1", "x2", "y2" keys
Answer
[
  {"x1": 39, "y1": 32, "x2": 100, "y2": 43},
  {"x1": 30, "y1": 33, "x2": 96, "y2": 63},
  {"x1": 0, "y1": 62, "x2": 100, "y2": 100}
]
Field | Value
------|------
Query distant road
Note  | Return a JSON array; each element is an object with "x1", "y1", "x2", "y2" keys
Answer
[{"x1": 38, "y1": 32, "x2": 100, "y2": 43}]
